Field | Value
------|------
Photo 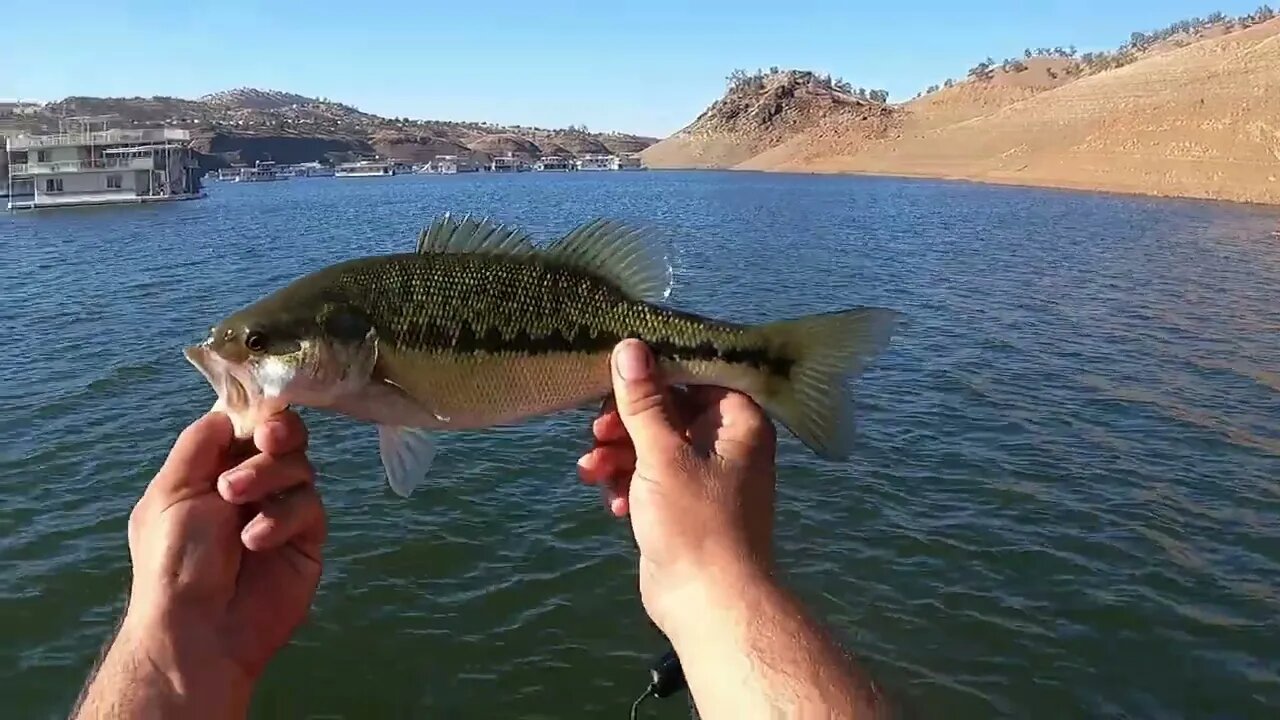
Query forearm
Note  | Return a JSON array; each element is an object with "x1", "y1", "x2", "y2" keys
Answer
[
  {"x1": 72, "y1": 612, "x2": 252, "y2": 720},
  {"x1": 663, "y1": 565, "x2": 887, "y2": 719}
]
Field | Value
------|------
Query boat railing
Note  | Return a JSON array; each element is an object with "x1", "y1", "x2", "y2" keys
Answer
[
  {"x1": 25, "y1": 156, "x2": 154, "y2": 174},
  {"x1": 7, "y1": 128, "x2": 190, "y2": 149}
]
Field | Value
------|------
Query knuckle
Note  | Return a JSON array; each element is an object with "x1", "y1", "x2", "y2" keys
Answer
[{"x1": 621, "y1": 389, "x2": 666, "y2": 419}]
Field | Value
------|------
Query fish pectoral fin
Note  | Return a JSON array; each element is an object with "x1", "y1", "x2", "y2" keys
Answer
[
  {"x1": 378, "y1": 377, "x2": 452, "y2": 423},
  {"x1": 544, "y1": 217, "x2": 672, "y2": 303},
  {"x1": 376, "y1": 425, "x2": 438, "y2": 498}
]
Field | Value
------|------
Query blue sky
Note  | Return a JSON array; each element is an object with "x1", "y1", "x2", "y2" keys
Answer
[{"x1": 0, "y1": 1, "x2": 1267, "y2": 137}]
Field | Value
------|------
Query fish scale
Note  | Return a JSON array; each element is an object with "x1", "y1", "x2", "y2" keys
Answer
[{"x1": 183, "y1": 213, "x2": 902, "y2": 497}]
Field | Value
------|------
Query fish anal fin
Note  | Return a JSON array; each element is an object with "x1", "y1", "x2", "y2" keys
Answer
[{"x1": 545, "y1": 217, "x2": 673, "y2": 303}]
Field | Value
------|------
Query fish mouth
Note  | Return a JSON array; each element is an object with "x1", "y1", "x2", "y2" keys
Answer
[{"x1": 184, "y1": 342, "x2": 278, "y2": 439}]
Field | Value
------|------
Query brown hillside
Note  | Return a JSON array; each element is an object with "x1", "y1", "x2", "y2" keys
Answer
[
  {"x1": 801, "y1": 17, "x2": 1280, "y2": 204},
  {"x1": 371, "y1": 130, "x2": 472, "y2": 163},
  {"x1": 465, "y1": 133, "x2": 542, "y2": 161},
  {"x1": 907, "y1": 57, "x2": 1078, "y2": 130},
  {"x1": 547, "y1": 133, "x2": 610, "y2": 156},
  {"x1": 647, "y1": 14, "x2": 1280, "y2": 205}
]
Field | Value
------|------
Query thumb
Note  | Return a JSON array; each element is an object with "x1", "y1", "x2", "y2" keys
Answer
[
  {"x1": 151, "y1": 412, "x2": 237, "y2": 498},
  {"x1": 610, "y1": 339, "x2": 686, "y2": 456}
]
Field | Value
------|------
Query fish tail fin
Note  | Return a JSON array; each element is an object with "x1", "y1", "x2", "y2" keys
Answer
[{"x1": 752, "y1": 307, "x2": 901, "y2": 459}]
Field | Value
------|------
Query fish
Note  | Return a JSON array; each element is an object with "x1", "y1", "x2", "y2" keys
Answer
[{"x1": 183, "y1": 213, "x2": 902, "y2": 497}]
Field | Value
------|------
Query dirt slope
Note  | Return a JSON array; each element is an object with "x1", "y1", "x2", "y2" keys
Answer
[{"x1": 647, "y1": 17, "x2": 1280, "y2": 205}]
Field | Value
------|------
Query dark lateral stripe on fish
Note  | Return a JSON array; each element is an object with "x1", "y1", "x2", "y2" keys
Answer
[{"x1": 391, "y1": 320, "x2": 795, "y2": 377}]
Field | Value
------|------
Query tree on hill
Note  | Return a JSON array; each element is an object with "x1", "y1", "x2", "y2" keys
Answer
[
  {"x1": 726, "y1": 68, "x2": 768, "y2": 92},
  {"x1": 868, "y1": 89, "x2": 889, "y2": 103},
  {"x1": 968, "y1": 59, "x2": 995, "y2": 80}
]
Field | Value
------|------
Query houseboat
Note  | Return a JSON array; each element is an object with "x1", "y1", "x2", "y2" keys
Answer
[
  {"x1": 291, "y1": 161, "x2": 335, "y2": 177},
  {"x1": 489, "y1": 155, "x2": 524, "y2": 172},
  {"x1": 4, "y1": 118, "x2": 203, "y2": 210},
  {"x1": 534, "y1": 155, "x2": 573, "y2": 171},
  {"x1": 427, "y1": 155, "x2": 478, "y2": 174},
  {"x1": 207, "y1": 167, "x2": 242, "y2": 182},
  {"x1": 334, "y1": 159, "x2": 413, "y2": 177},
  {"x1": 232, "y1": 160, "x2": 288, "y2": 182},
  {"x1": 575, "y1": 154, "x2": 613, "y2": 171},
  {"x1": 611, "y1": 154, "x2": 645, "y2": 170}
]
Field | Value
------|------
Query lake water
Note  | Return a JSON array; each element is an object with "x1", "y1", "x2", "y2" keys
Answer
[{"x1": 1, "y1": 170, "x2": 1278, "y2": 719}]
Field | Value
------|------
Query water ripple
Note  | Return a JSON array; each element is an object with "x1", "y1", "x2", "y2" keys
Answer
[{"x1": 1, "y1": 173, "x2": 1279, "y2": 717}]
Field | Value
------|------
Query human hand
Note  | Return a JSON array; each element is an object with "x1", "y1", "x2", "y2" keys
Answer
[
  {"x1": 122, "y1": 410, "x2": 325, "y2": 689},
  {"x1": 577, "y1": 339, "x2": 778, "y2": 632}
]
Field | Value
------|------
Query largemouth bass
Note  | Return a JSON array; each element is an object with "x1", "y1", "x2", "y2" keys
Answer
[{"x1": 184, "y1": 213, "x2": 901, "y2": 497}]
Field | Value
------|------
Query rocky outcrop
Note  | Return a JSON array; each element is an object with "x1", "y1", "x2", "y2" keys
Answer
[
  {"x1": 190, "y1": 132, "x2": 373, "y2": 168},
  {"x1": 641, "y1": 70, "x2": 899, "y2": 169}
]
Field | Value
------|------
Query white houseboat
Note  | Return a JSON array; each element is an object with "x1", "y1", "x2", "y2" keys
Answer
[
  {"x1": 232, "y1": 160, "x2": 289, "y2": 182},
  {"x1": 611, "y1": 154, "x2": 645, "y2": 170},
  {"x1": 534, "y1": 155, "x2": 572, "y2": 171},
  {"x1": 575, "y1": 154, "x2": 613, "y2": 171},
  {"x1": 489, "y1": 155, "x2": 523, "y2": 172},
  {"x1": 4, "y1": 118, "x2": 203, "y2": 210},
  {"x1": 207, "y1": 167, "x2": 242, "y2": 182},
  {"x1": 427, "y1": 155, "x2": 477, "y2": 174},
  {"x1": 334, "y1": 159, "x2": 413, "y2": 177},
  {"x1": 291, "y1": 161, "x2": 335, "y2": 177}
]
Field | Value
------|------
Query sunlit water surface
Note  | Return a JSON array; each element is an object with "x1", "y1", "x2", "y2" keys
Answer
[{"x1": 1, "y1": 171, "x2": 1278, "y2": 718}]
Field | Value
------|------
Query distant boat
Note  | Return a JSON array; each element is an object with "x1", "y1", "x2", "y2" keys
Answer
[
  {"x1": 334, "y1": 159, "x2": 413, "y2": 177},
  {"x1": 233, "y1": 160, "x2": 289, "y2": 182},
  {"x1": 489, "y1": 155, "x2": 529, "y2": 172},
  {"x1": 612, "y1": 153, "x2": 645, "y2": 170},
  {"x1": 420, "y1": 155, "x2": 478, "y2": 174},
  {"x1": 534, "y1": 155, "x2": 572, "y2": 171},
  {"x1": 291, "y1": 161, "x2": 335, "y2": 177},
  {"x1": 575, "y1": 154, "x2": 612, "y2": 171}
]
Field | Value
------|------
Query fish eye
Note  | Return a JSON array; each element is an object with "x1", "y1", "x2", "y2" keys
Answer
[{"x1": 244, "y1": 331, "x2": 268, "y2": 353}]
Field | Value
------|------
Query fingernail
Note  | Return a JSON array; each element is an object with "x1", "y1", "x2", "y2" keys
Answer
[
  {"x1": 614, "y1": 340, "x2": 650, "y2": 381},
  {"x1": 219, "y1": 469, "x2": 249, "y2": 495},
  {"x1": 242, "y1": 520, "x2": 267, "y2": 549}
]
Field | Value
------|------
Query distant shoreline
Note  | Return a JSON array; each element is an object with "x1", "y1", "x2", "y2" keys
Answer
[{"x1": 641, "y1": 166, "x2": 1280, "y2": 210}]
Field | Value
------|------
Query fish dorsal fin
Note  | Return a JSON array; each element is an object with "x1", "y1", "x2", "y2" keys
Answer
[
  {"x1": 416, "y1": 212, "x2": 538, "y2": 257},
  {"x1": 544, "y1": 218, "x2": 673, "y2": 302}
]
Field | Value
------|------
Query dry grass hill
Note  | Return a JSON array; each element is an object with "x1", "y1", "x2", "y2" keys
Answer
[{"x1": 642, "y1": 9, "x2": 1280, "y2": 205}]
